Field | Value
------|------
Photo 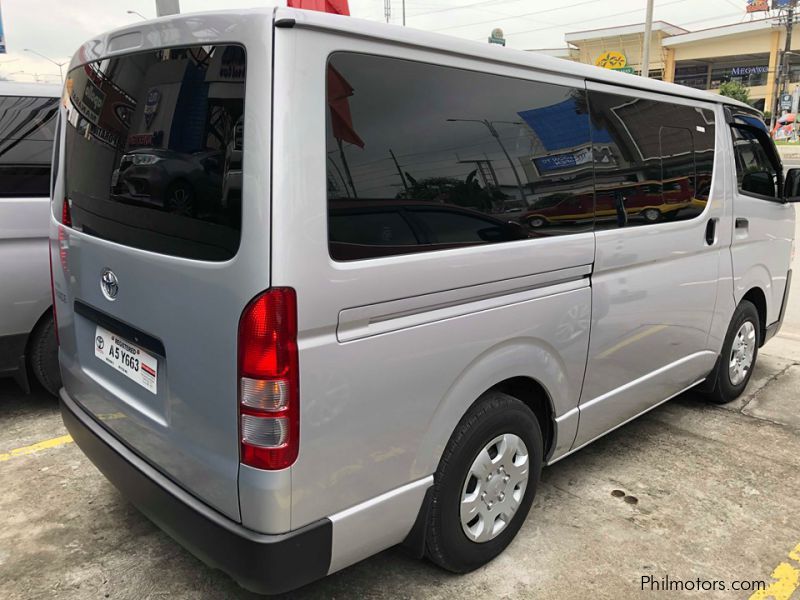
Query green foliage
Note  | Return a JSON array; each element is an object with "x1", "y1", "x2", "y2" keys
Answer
[{"x1": 719, "y1": 80, "x2": 751, "y2": 105}]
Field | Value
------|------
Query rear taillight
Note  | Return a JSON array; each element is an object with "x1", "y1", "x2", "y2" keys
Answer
[
  {"x1": 237, "y1": 288, "x2": 299, "y2": 470},
  {"x1": 48, "y1": 244, "x2": 59, "y2": 346},
  {"x1": 61, "y1": 197, "x2": 72, "y2": 227}
]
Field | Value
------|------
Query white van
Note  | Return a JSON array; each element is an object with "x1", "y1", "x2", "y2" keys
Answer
[
  {"x1": 52, "y1": 7, "x2": 795, "y2": 594},
  {"x1": 0, "y1": 82, "x2": 61, "y2": 395}
]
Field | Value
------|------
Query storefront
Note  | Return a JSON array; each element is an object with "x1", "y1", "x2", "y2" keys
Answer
[{"x1": 536, "y1": 16, "x2": 800, "y2": 115}]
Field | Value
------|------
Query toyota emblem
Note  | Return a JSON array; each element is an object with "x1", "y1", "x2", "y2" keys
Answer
[{"x1": 101, "y1": 268, "x2": 119, "y2": 301}]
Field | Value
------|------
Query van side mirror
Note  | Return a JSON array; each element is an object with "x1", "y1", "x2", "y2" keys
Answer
[
  {"x1": 784, "y1": 168, "x2": 800, "y2": 202},
  {"x1": 741, "y1": 170, "x2": 776, "y2": 197}
]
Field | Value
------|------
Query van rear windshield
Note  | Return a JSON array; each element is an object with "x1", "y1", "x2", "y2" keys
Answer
[{"x1": 64, "y1": 45, "x2": 246, "y2": 261}]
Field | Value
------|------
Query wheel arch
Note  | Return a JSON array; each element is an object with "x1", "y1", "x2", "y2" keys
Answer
[
  {"x1": 741, "y1": 286, "x2": 768, "y2": 346},
  {"x1": 412, "y1": 338, "x2": 575, "y2": 484}
]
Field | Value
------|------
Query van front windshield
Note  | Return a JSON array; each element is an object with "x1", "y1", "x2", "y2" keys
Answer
[{"x1": 63, "y1": 44, "x2": 246, "y2": 261}]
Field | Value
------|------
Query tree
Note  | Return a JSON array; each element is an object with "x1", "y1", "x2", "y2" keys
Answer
[{"x1": 719, "y1": 80, "x2": 751, "y2": 105}]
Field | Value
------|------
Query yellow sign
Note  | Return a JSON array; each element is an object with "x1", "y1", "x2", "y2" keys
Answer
[{"x1": 595, "y1": 51, "x2": 627, "y2": 70}]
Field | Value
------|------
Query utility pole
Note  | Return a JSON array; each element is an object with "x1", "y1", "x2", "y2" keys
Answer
[
  {"x1": 776, "y1": 1, "x2": 796, "y2": 125},
  {"x1": 384, "y1": 0, "x2": 391, "y2": 23},
  {"x1": 402, "y1": 0, "x2": 406, "y2": 26},
  {"x1": 641, "y1": 0, "x2": 655, "y2": 78}
]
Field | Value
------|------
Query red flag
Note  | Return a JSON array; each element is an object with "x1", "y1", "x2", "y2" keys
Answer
[
  {"x1": 327, "y1": 64, "x2": 364, "y2": 148},
  {"x1": 287, "y1": 0, "x2": 350, "y2": 15}
]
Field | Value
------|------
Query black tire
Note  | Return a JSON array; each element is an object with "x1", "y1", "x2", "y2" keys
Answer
[
  {"x1": 703, "y1": 300, "x2": 760, "y2": 405},
  {"x1": 28, "y1": 314, "x2": 62, "y2": 397},
  {"x1": 425, "y1": 391, "x2": 543, "y2": 573}
]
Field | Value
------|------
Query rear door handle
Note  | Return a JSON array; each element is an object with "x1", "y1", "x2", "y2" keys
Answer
[
  {"x1": 735, "y1": 218, "x2": 749, "y2": 230},
  {"x1": 705, "y1": 218, "x2": 717, "y2": 246}
]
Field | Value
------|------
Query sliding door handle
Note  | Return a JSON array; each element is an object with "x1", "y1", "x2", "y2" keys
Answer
[
  {"x1": 735, "y1": 218, "x2": 749, "y2": 230},
  {"x1": 705, "y1": 218, "x2": 717, "y2": 246}
]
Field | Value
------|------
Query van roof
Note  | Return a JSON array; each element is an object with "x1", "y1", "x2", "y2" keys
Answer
[
  {"x1": 278, "y1": 7, "x2": 752, "y2": 111},
  {"x1": 0, "y1": 81, "x2": 61, "y2": 98},
  {"x1": 70, "y1": 4, "x2": 751, "y2": 112}
]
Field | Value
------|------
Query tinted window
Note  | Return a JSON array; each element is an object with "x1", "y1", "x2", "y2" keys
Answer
[
  {"x1": 588, "y1": 92, "x2": 716, "y2": 228},
  {"x1": 731, "y1": 125, "x2": 780, "y2": 199},
  {"x1": 326, "y1": 53, "x2": 594, "y2": 260},
  {"x1": 0, "y1": 95, "x2": 58, "y2": 197},
  {"x1": 64, "y1": 45, "x2": 245, "y2": 261}
]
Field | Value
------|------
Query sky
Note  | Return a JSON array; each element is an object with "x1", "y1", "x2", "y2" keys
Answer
[{"x1": 0, "y1": 0, "x2": 772, "y2": 83}]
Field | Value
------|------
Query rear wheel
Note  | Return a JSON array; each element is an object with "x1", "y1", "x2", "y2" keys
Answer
[
  {"x1": 703, "y1": 300, "x2": 759, "y2": 404},
  {"x1": 425, "y1": 391, "x2": 542, "y2": 573},
  {"x1": 28, "y1": 314, "x2": 61, "y2": 397}
]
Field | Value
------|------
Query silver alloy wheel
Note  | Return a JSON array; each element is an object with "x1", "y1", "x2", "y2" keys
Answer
[
  {"x1": 643, "y1": 208, "x2": 660, "y2": 222},
  {"x1": 460, "y1": 433, "x2": 529, "y2": 543},
  {"x1": 729, "y1": 320, "x2": 757, "y2": 386},
  {"x1": 168, "y1": 186, "x2": 193, "y2": 215},
  {"x1": 528, "y1": 217, "x2": 545, "y2": 228}
]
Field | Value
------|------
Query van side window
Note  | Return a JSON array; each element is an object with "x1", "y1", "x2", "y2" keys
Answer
[
  {"x1": 588, "y1": 92, "x2": 715, "y2": 228},
  {"x1": 0, "y1": 95, "x2": 58, "y2": 198},
  {"x1": 731, "y1": 125, "x2": 780, "y2": 199},
  {"x1": 326, "y1": 53, "x2": 594, "y2": 261}
]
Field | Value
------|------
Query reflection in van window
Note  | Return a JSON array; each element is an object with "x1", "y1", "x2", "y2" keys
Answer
[
  {"x1": 325, "y1": 53, "x2": 595, "y2": 261},
  {"x1": 0, "y1": 95, "x2": 58, "y2": 197},
  {"x1": 588, "y1": 93, "x2": 716, "y2": 229},
  {"x1": 731, "y1": 125, "x2": 779, "y2": 199},
  {"x1": 63, "y1": 45, "x2": 245, "y2": 261}
]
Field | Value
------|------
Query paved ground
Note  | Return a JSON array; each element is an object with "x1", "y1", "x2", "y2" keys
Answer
[{"x1": 2, "y1": 218, "x2": 799, "y2": 599}]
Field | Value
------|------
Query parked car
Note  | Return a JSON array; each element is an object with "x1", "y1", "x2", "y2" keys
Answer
[
  {"x1": 111, "y1": 148, "x2": 224, "y2": 217},
  {"x1": 329, "y1": 199, "x2": 532, "y2": 260},
  {"x1": 53, "y1": 9, "x2": 794, "y2": 595},
  {"x1": 522, "y1": 176, "x2": 697, "y2": 228},
  {"x1": 0, "y1": 82, "x2": 61, "y2": 395}
]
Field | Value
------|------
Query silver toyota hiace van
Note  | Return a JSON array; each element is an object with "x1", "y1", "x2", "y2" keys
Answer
[
  {"x1": 0, "y1": 82, "x2": 61, "y2": 395},
  {"x1": 52, "y1": 6, "x2": 796, "y2": 594}
]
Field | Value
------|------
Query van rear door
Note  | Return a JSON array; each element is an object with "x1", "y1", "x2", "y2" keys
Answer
[{"x1": 52, "y1": 23, "x2": 272, "y2": 521}]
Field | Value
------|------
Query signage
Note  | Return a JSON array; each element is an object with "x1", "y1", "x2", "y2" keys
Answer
[
  {"x1": 781, "y1": 93, "x2": 793, "y2": 110},
  {"x1": 731, "y1": 65, "x2": 769, "y2": 76},
  {"x1": 614, "y1": 67, "x2": 636, "y2": 74},
  {"x1": 75, "y1": 79, "x2": 106, "y2": 125},
  {"x1": 0, "y1": 3, "x2": 5, "y2": 54},
  {"x1": 534, "y1": 147, "x2": 593, "y2": 173},
  {"x1": 746, "y1": 0, "x2": 770, "y2": 12},
  {"x1": 488, "y1": 27, "x2": 506, "y2": 46},
  {"x1": 143, "y1": 88, "x2": 161, "y2": 128},
  {"x1": 774, "y1": 0, "x2": 794, "y2": 8},
  {"x1": 595, "y1": 51, "x2": 627, "y2": 69}
]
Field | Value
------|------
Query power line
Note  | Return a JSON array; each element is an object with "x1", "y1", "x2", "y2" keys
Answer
[
  {"x1": 460, "y1": 0, "x2": 692, "y2": 39},
  {"x1": 431, "y1": 0, "x2": 617, "y2": 32}
]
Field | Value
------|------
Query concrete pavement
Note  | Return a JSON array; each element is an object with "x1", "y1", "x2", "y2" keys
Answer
[{"x1": 1, "y1": 215, "x2": 800, "y2": 598}]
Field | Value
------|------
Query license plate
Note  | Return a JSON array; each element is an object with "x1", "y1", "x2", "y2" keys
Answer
[{"x1": 94, "y1": 326, "x2": 158, "y2": 394}]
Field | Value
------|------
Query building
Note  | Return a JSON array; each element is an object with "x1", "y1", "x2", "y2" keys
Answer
[{"x1": 535, "y1": 16, "x2": 800, "y2": 114}]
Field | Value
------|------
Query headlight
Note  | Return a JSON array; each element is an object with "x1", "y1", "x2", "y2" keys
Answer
[{"x1": 131, "y1": 154, "x2": 162, "y2": 166}]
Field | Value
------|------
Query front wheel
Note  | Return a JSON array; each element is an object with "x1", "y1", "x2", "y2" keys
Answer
[
  {"x1": 425, "y1": 391, "x2": 543, "y2": 573},
  {"x1": 703, "y1": 300, "x2": 759, "y2": 404},
  {"x1": 642, "y1": 208, "x2": 661, "y2": 223},
  {"x1": 527, "y1": 217, "x2": 546, "y2": 228}
]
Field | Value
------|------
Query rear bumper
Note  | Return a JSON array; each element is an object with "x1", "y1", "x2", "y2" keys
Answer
[{"x1": 60, "y1": 389, "x2": 332, "y2": 595}]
